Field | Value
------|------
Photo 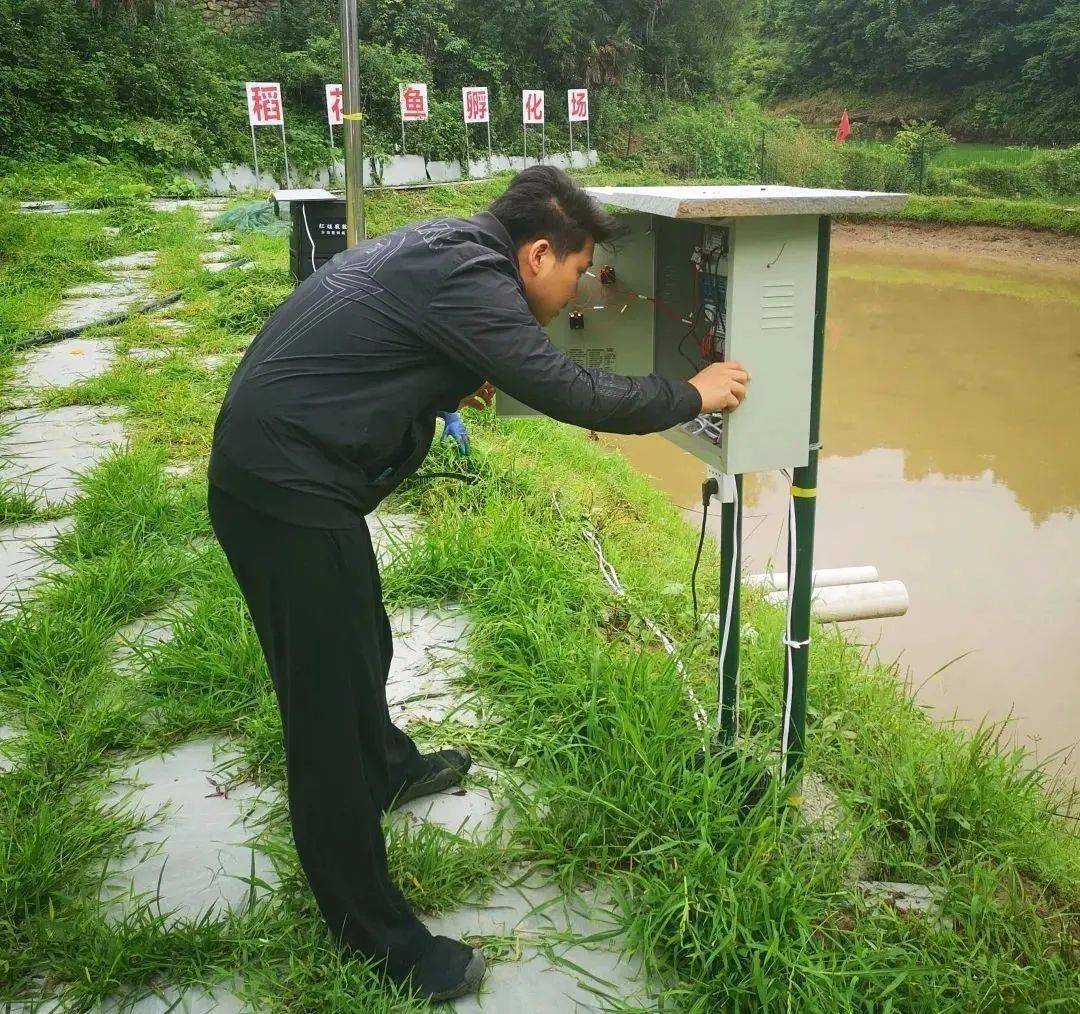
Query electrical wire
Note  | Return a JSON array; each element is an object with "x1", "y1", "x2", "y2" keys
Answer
[
  {"x1": 552, "y1": 492, "x2": 708, "y2": 733},
  {"x1": 779, "y1": 469, "x2": 810, "y2": 778},
  {"x1": 408, "y1": 471, "x2": 478, "y2": 484},
  {"x1": 690, "y1": 477, "x2": 717, "y2": 626},
  {"x1": 716, "y1": 476, "x2": 740, "y2": 735},
  {"x1": 302, "y1": 203, "x2": 317, "y2": 277},
  {"x1": 15, "y1": 292, "x2": 184, "y2": 351},
  {"x1": 678, "y1": 318, "x2": 703, "y2": 372}
]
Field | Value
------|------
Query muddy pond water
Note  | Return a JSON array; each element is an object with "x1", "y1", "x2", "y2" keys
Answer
[{"x1": 604, "y1": 231, "x2": 1080, "y2": 787}]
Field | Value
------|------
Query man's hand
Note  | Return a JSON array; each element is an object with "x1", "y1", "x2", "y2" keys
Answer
[
  {"x1": 439, "y1": 412, "x2": 471, "y2": 456},
  {"x1": 688, "y1": 361, "x2": 751, "y2": 414},
  {"x1": 458, "y1": 382, "x2": 495, "y2": 412}
]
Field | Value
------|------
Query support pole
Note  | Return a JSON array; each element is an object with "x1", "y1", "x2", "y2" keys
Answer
[
  {"x1": 280, "y1": 123, "x2": 292, "y2": 188},
  {"x1": 464, "y1": 124, "x2": 470, "y2": 178},
  {"x1": 522, "y1": 125, "x2": 527, "y2": 169},
  {"x1": 717, "y1": 474, "x2": 743, "y2": 745},
  {"x1": 569, "y1": 120, "x2": 574, "y2": 160},
  {"x1": 486, "y1": 119, "x2": 492, "y2": 166},
  {"x1": 780, "y1": 216, "x2": 831, "y2": 781},
  {"x1": 339, "y1": 0, "x2": 365, "y2": 244},
  {"x1": 250, "y1": 125, "x2": 260, "y2": 189}
]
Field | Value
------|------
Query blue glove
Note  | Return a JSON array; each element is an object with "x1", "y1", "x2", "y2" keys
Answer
[{"x1": 439, "y1": 411, "x2": 471, "y2": 456}]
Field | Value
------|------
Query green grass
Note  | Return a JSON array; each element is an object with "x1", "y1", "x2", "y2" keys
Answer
[
  {"x1": 850, "y1": 140, "x2": 1048, "y2": 168},
  {"x1": 0, "y1": 175, "x2": 1077, "y2": 1010},
  {"x1": 0, "y1": 198, "x2": 211, "y2": 357},
  {"x1": 934, "y1": 143, "x2": 1045, "y2": 167},
  {"x1": 889, "y1": 194, "x2": 1080, "y2": 233},
  {"x1": 0, "y1": 157, "x2": 205, "y2": 204}
]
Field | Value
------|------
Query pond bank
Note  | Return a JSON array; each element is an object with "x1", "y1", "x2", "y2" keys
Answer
[{"x1": 836, "y1": 217, "x2": 1080, "y2": 266}]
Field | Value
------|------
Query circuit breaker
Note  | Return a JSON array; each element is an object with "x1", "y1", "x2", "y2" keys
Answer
[
  {"x1": 655, "y1": 212, "x2": 820, "y2": 474},
  {"x1": 496, "y1": 185, "x2": 906, "y2": 475}
]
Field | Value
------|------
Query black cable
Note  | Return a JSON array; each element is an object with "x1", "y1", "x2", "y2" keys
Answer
[
  {"x1": 678, "y1": 319, "x2": 702, "y2": 372},
  {"x1": 409, "y1": 471, "x2": 478, "y2": 485},
  {"x1": 14, "y1": 291, "x2": 184, "y2": 351},
  {"x1": 691, "y1": 477, "x2": 719, "y2": 627}
]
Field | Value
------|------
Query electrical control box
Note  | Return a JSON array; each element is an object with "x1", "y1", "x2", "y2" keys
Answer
[
  {"x1": 496, "y1": 185, "x2": 906, "y2": 475},
  {"x1": 280, "y1": 192, "x2": 348, "y2": 281}
]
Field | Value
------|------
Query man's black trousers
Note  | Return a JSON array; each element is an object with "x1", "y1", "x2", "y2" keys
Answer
[{"x1": 207, "y1": 484, "x2": 433, "y2": 977}]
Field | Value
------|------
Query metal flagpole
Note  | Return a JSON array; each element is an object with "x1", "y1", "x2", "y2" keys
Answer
[
  {"x1": 780, "y1": 216, "x2": 831, "y2": 782},
  {"x1": 340, "y1": 0, "x2": 366, "y2": 244},
  {"x1": 250, "y1": 124, "x2": 260, "y2": 188},
  {"x1": 359, "y1": 113, "x2": 366, "y2": 238},
  {"x1": 280, "y1": 123, "x2": 292, "y2": 188}
]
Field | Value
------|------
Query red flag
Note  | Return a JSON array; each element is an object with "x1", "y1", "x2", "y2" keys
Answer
[{"x1": 835, "y1": 109, "x2": 852, "y2": 143}]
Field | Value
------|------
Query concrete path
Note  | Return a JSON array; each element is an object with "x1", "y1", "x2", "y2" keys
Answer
[
  {"x1": 98, "y1": 738, "x2": 280, "y2": 927},
  {"x1": 0, "y1": 518, "x2": 73, "y2": 616},
  {"x1": 1, "y1": 206, "x2": 659, "y2": 1011},
  {"x1": 0, "y1": 723, "x2": 19, "y2": 774},
  {"x1": 0, "y1": 405, "x2": 127, "y2": 506},
  {"x1": 12, "y1": 337, "x2": 116, "y2": 392},
  {"x1": 48, "y1": 251, "x2": 157, "y2": 333}
]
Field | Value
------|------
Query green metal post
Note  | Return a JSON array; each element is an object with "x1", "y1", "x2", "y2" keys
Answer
[
  {"x1": 780, "y1": 216, "x2": 830, "y2": 780},
  {"x1": 717, "y1": 474, "x2": 743, "y2": 744}
]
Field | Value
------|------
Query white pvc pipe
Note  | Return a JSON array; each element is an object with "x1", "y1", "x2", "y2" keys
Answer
[
  {"x1": 764, "y1": 580, "x2": 909, "y2": 622},
  {"x1": 747, "y1": 566, "x2": 879, "y2": 592}
]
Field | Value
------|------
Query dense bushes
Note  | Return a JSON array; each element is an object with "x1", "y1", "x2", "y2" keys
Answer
[
  {"x1": 934, "y1": 147, "x2": 1080, "y2": 199},
  {"x1": 0, "y1": 1, "x2": 252, "y2": 170},
  {"x1": 750, "y1": 0, "x2": 1080, "y2": 145},
  {"x1": 627, "y1": 102, "x2": 1080, "y2": 199},
  {"x1": 0, "y1": 0, "x2": 748, "y2": 176}
]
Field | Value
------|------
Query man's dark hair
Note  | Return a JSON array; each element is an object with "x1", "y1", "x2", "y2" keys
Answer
[{"x1": 489, "y1": 166, "x2": 621, "y2": 257}]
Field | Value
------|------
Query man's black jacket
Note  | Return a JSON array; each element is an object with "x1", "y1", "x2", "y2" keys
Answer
[{"x1": 209, "y1": 211, "x2": 702, "y2": 528}]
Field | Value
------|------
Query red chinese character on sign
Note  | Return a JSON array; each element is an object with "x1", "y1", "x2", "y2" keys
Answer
[
  {"x1": 568, "y1": 89, "x2": 588, "y2": 122},
  {"x1": 326, "y1": 84, "x2": 343, "y2": 127},
  {"x1": 400, "y1": 83, "x2": 429, "y2": 121},
  {"x1": 463, "y1": 87, "x2": 488, "y2": 124},
  {"x1": 522, "y1": 89, "x2": 544, "y2": 124},
  {"x1": 246, "y1": 83, "x2": 283, "y2": 126}
]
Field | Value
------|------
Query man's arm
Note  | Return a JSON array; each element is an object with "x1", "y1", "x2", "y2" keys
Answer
[{"x1": 421, "y1": 253, "x2": 702, "y2": 435}]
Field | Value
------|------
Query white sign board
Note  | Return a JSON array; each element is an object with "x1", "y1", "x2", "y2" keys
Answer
[
  {"x1": 522, "y1": 89, "x2": 545, "y2": 125},
  {"x1": 399, "y1": 82, "x2": 429, "y2": 122},
  {"x1": 246, "y1": 82, "x2": 284, "y2": 127},
  {"x1": 462, "y1": 86, "x2": 489, "y2": 124},
  {"x1": 325, "y1": 84, "x2": 343, "y2": 127},
  {"x1": 568, "y1": 88, "x2": 589, "y2": 122}
]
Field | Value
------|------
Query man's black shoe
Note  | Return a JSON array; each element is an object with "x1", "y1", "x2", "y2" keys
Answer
[
  {"x1": 405, "y1": 934, "x2": 486, "y2": 1002},
  {"x1": 392, "y1": 748, "x2": 472, "y2": 809}
]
